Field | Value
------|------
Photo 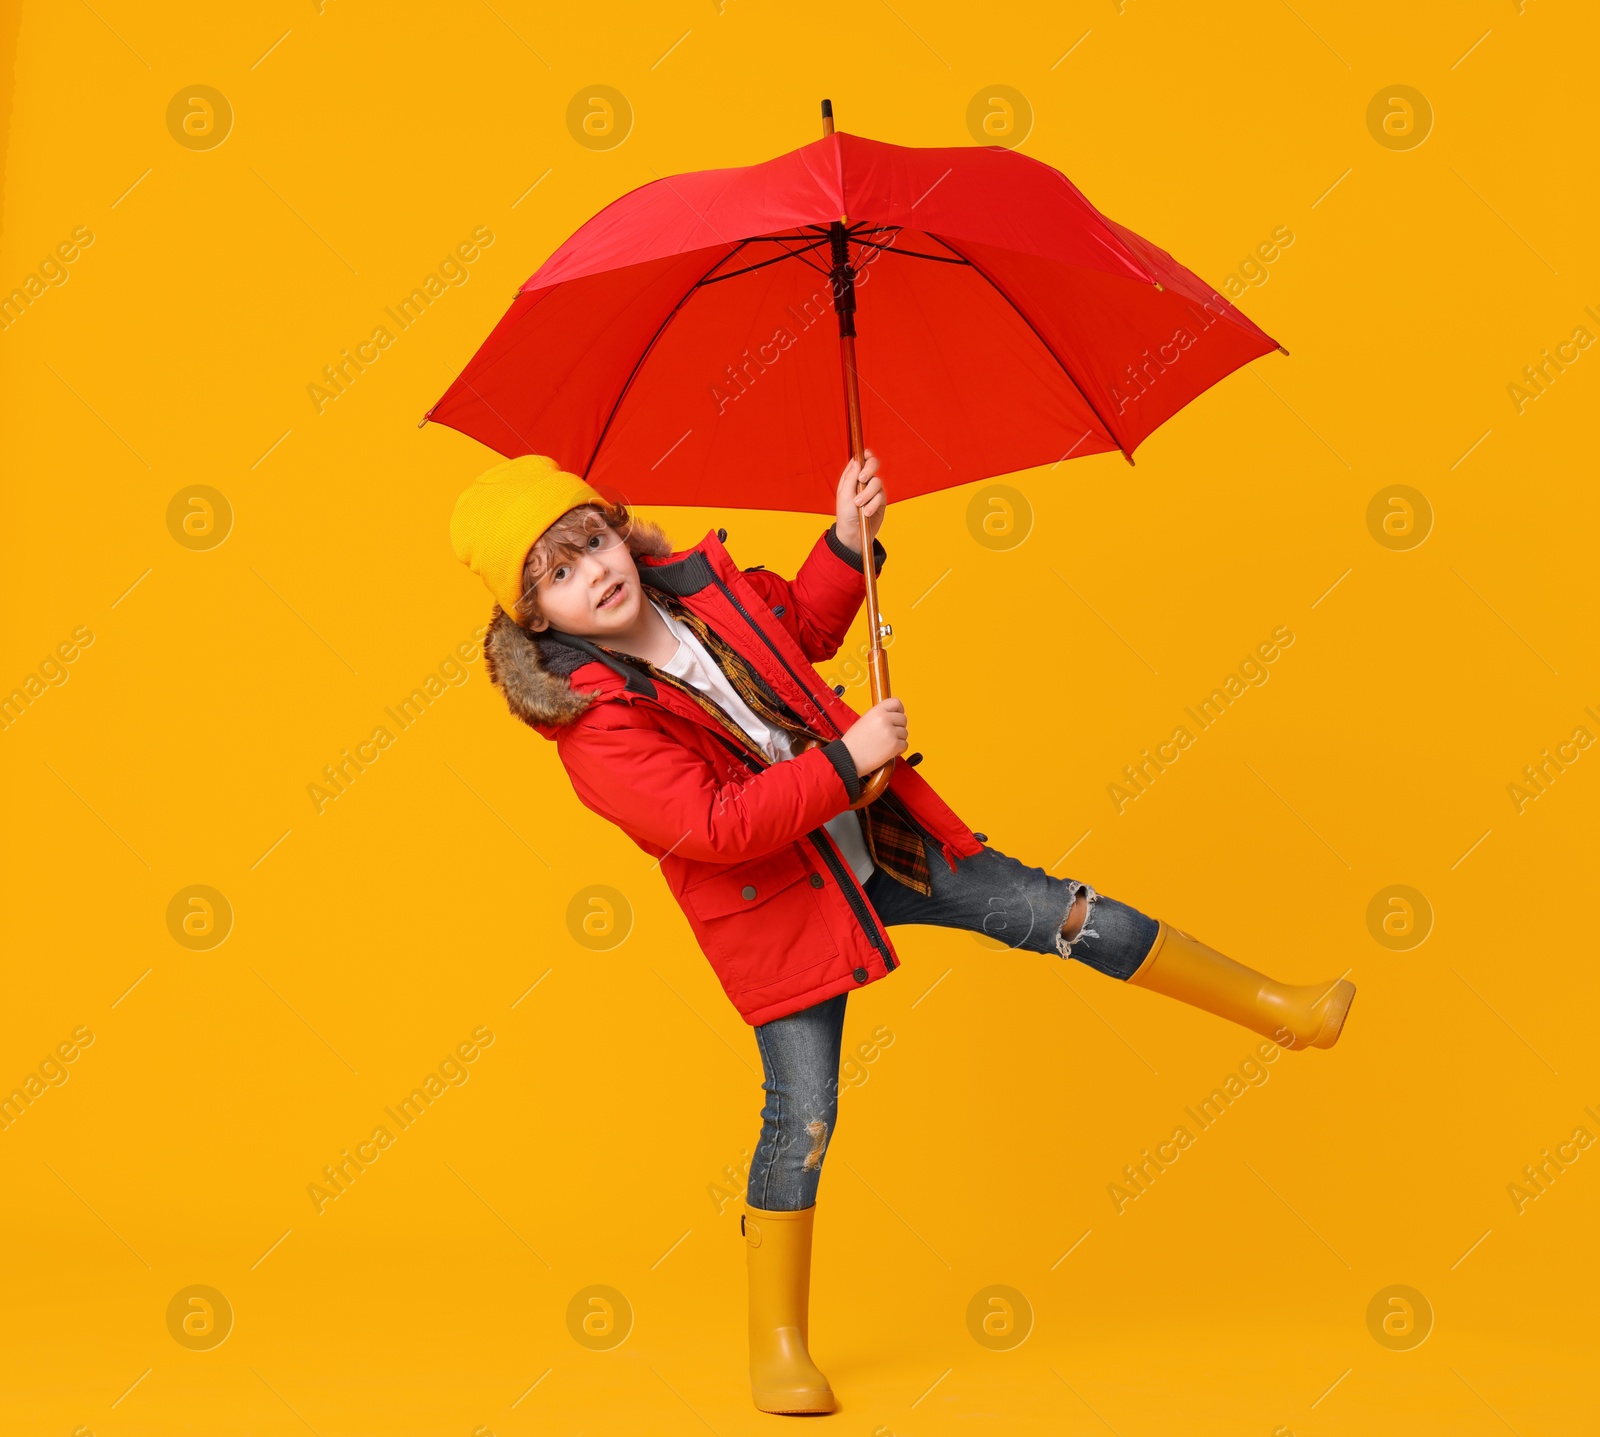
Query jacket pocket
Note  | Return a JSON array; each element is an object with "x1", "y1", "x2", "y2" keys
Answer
[{"x1": 680, "y1": 845, "x2": 839, "y2": 994}]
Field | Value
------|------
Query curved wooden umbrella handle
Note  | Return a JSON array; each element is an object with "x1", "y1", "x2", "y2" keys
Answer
[
  {"x1": 790, "y1": 732, "x2": 895, "y2": 811},
  {"x1": 849, "y1": 746, "x2": 896, "y2": 810}
]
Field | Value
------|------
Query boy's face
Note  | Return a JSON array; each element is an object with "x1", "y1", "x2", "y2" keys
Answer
[{"x1": 522, "y1": 523, "x2": 644, "y2": 637}]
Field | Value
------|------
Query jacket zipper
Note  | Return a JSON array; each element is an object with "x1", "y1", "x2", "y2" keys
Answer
[
  {"x1": 707, "y1": 569, "x2": 935, "y2": 944},
  {"x1": 723, "y1": 743, "x2": 894, "y2": 969},
  {"x1": 710, "y1": 574, "x2": 844, "y2": 739},
  {"x1": 661, "y1": 572, "x2": 893, "y2": 969},
  {"x1": 710, "y1": 569, "x2": 946, "y2": 870},
  {"x1": 809, "y1": 829, "x2": 894, "y2": 968}
]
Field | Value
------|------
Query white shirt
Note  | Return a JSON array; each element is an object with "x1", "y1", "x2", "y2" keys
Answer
[{"x1": 648, "y1": 598, "x2": 875, "y2": 885}]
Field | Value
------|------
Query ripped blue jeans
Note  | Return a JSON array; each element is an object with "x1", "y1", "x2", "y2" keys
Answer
[{"x1": 745, "y1": 839, "x2": 1161, "y2": 1211}]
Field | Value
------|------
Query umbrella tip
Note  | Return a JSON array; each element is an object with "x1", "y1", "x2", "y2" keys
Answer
[
  {"x1": 1277, "y1": 343, "x2": 1291, "y2": 356},
  {"x1": 820, "y1": 98, "x2": 834, "y2": 137}
]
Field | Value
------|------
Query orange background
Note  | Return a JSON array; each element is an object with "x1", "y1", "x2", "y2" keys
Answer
[{"x1": 1, "y1": 2, "x2": 1595, "y2": 1433}]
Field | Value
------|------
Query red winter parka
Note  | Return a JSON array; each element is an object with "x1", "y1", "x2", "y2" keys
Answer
[{"x1": 482, "y1": 518, "x2": 984, "y2": 1026}]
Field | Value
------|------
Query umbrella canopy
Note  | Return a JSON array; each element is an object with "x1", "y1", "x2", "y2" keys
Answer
[{"x1": 426, "y1": 129, "x2": 1282, "y2": 513}]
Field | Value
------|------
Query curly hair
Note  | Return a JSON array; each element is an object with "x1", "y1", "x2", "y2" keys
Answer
[{"x1": 516, "y1": 501, "x2": 655, "y2": 628}]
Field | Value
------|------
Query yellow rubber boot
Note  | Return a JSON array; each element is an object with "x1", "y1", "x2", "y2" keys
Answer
[
  {"x1": 743, "y1": 1201, "x2": 837, "y2": 1414},
  {"x1": 1127, "y1": 921, "x2": 1355, "y2": 1050}
]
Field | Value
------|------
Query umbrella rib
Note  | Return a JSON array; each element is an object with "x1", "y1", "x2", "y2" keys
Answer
[
  {"x1": 699, "y1": 236, "x2": 832, "y2": 285},
  {"x1": 803, "y1": 223, "x2": 895, "y2": 234},
  {"x1": 581, "y1": 244, "x2": 746, "y2": 476},
  {"x1": 693, "y1": 237, "x2": 758, "y2": 283},
  {"x1": 759, "y1": 231, "x2": 833, "y2": 277},
  {"x1": 850, "y1": 237, "x2": 967, "y2": 264},
  {"x1": 743, "y1": 231, "x2": 849, "y2": 244},
  {"x1": 923, "y1": 231, "x2": 1133, "y2": 465}
]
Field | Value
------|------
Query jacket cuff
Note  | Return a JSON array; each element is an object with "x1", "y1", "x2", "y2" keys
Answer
[
  {"x1": 825, "y1": 523, "x2": 887, "y2": 578},
  {"x1": 821, "y1": 737, "x2": 862, "y2": 804}
]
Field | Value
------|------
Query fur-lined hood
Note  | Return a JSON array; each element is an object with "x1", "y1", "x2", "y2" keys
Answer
[{"x1": 482, "y1": 512, "x2": 677, "y2": 735}]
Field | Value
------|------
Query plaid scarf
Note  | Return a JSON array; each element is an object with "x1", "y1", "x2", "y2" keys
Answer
[{"x1": 595, "y1": 588, "x2": 933, "y2": 896}]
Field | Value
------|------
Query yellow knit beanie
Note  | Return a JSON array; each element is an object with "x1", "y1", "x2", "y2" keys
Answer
[{"x1": 450, "y1": 454, "x2": 607, "y2": 618}]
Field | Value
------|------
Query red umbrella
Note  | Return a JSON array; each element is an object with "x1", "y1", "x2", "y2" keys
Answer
[{"x1": 425, "y1": 102, "x2": 1283, "y2": 803}]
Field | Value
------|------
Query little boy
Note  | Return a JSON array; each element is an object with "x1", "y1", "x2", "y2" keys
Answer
[{"x1": 450, "y1": 450, "x2": 1356, "y2": 1414}]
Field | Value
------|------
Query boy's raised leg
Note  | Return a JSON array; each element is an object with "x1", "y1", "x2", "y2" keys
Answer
[
  {"x1": 1124, "y1": 921, "x2": 1356, "y2": 1050},
  {"x1": 865, "y1": 839, "x2": 1355, "y2": 1050}
]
